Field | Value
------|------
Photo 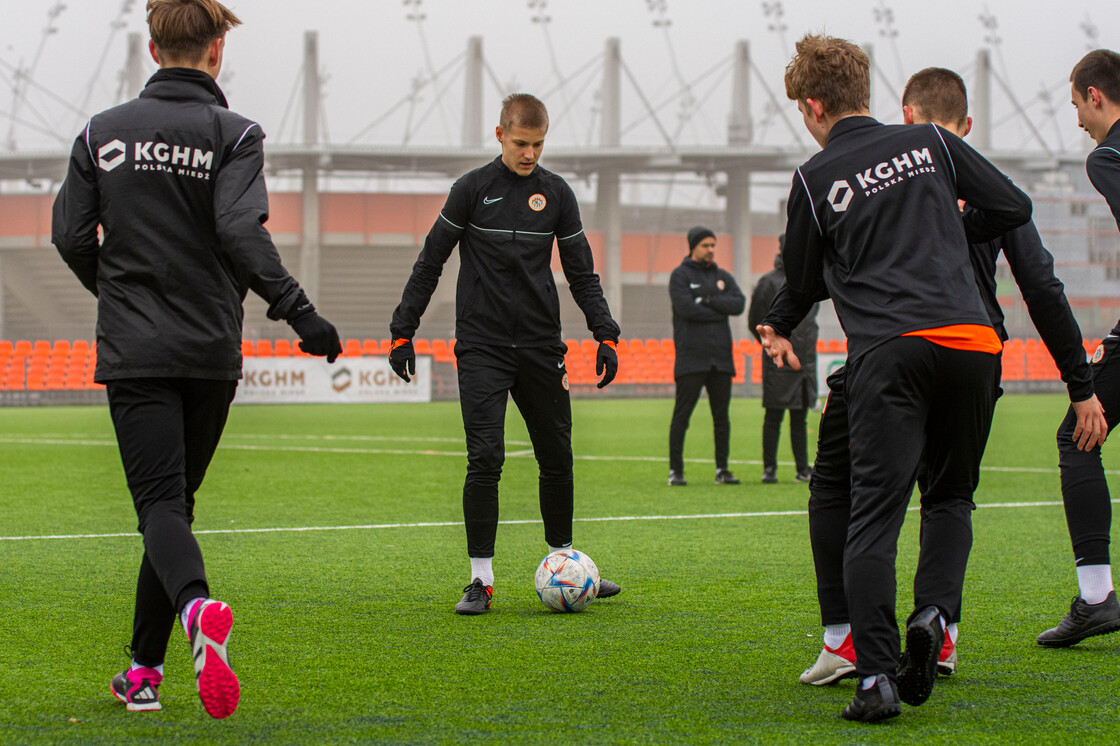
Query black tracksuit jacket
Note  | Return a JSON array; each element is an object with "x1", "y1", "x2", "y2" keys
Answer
[
  {"x1": 52, "y1": 69, "x2": 307, "y2": 382},
  {"x1": 766, "y1": 216, "x2": 1094, "y2": 402},
  {"x1": 668, "y1": 256, "x2": 745, "y2": 378},
  {"x1": 1088, "y1": 120, "x2": 1120, "y2": 337},
  {"x1": 781, "y1": 116, "x2": 1032, "y2": 362},
  {"x1": 390, "y1": 156, "x2": 619, "y2": 346}
]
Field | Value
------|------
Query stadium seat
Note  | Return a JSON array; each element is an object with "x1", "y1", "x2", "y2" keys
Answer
[
  {"x1": 241, "y1": 340, "x2": 255, "y2": 357},
  {"x1": 13, "y1": 340, "x2": 32, "y2": 356},
  {"x1": 0, "y1": 340, "x2": 12, "y2": 355},
  {"x1": 52, "y1": 340, "x2": 71, "y2": 354},
  {"x1": 273, "y1": 339, "x2": 292, "y2": 357},
  {"x1": 363, "y1": 339, "x2": 381, "y2": 356},
  {"x1": 580, "y1": 339, "x2": 597, "y2": 356},
  {"x1": 414, "y1": 339, "x2": 432, "y2": 355},
  {"x1": 379, "y1": 339, "x2": 392, "y2": 355},
  {"x1": 256, "y1": 339, "x2": 274, "y2": 357},
  {"x1": 72, "y1": 340, "x2": 90, "y2": 355},
  {"x1": 33, "y1": 340, "x2": 51, "y2": 355},
  {"x1": 344, "y1": 339, "x2": 362, "y2": 357}
]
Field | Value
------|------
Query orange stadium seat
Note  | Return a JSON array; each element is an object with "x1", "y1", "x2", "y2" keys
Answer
[
  {"x1": 343, "y1": 339, "x2": 362, "y2": 357},
  {"x1": 241, "y1": 340, "x2": 255, "y2": 357},
  {"x1": 363, "y1": 339, "x2": 381, "y2": 356},
  {"x1": 273, "y1": 339, "x2": 292, "y2": 357},
  {"x1": 0, "y1": 340, "x2": 12, "y2": 355},
  {"x1": 72, "y1": 340, "x2": 90, "y2": 355},
  {"x1": 255, "y1": 339, "x2": 273, "y2": 357},
  {"x1": 13, "y1": 340, "x2": 32, "y2": 356}
]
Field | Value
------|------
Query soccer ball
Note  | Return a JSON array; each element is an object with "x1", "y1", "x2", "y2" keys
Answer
[{"x1": 534, "y1": 549, "x2": 601, "y2": 612}]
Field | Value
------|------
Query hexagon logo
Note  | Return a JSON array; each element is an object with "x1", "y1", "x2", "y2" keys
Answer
[
  {"x1": 98, "y1": 139, "x2": 126, "y2": 172},
  {"x1": 827, "y1": 179, "x2": 854, "y2": 212},
  {"x1": 331, "y1": 367, "x2": 352, "y2": 393}
]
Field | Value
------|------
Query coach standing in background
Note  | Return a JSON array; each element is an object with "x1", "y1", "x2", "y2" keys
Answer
[
  {"x1": 748, "y1": 237, "x2": 819, "y2": 484},
  {"x1": 52, "y1": 0, "x2": 341, "y2": 719},
  {"x1": 667, "y1": 226, "x2": 746, "y2": 486}
]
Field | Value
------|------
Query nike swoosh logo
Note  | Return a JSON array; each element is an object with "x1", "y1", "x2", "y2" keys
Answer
[
  {"x1": 557, "y1": 361, "x2": 565, "y2": 368},
  {"x1": 483, "y1": 196, "x2": 503, "y2": 204},
  {"x1": 689, "y1": 283, "x2": 701, "y2": 289}
]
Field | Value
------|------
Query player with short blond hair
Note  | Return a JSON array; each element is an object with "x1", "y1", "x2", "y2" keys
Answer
[{"x1": 53, "y1": 0, "x2": 341, "y2": 717}]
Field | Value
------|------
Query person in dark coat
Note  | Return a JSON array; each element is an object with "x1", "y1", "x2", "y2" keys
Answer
[
  {"x1": 667, "y1": 226, "x2": 746, "y2": 486},
  {"x1": 748, "y1": 239, "x2": 819, "y2": 483}
]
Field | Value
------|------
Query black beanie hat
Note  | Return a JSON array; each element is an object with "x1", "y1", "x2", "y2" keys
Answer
[{"x1": 687, "y1": 226, "x2": 716, "y2": 251}]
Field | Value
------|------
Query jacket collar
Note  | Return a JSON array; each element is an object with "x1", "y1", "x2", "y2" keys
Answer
[
  {"x1": 682, "y1": 256, "x2": 718, "y2": 271},
  {"x1": 139, "y1": 68, "x2": 229, "y2": 109},
  {"x1": 826, "y1": 115, "x2": 880, "y2": 145}
]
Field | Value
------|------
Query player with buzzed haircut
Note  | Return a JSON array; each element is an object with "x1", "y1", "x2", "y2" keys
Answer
[
  {"x1": 762, "y1": 66, "x2": 1106, "y2": 690},
  {"x1": 52, "y1": 0, "x2": 342, "y2": 719},
  {"x1": 389, "y1": 93, "x2": 622, "y2": 614},
  {"x1": 771, "y1": 35, "x2": 1032, "y2": 722},
  {"x1": 1035, "y1": 48, "x2": 1120, "y2": 647}
]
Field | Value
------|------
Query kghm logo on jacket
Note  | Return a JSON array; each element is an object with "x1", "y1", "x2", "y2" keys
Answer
[
  {"x1": 97, "y1": 139, "x2": 214, "y2": 180},
  {"x1": 830, "y1": 147, "x2": 938, "y2": 210}
]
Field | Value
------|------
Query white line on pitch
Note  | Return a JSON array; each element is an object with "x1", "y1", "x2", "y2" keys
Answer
[
  {"x1": 2, "y1": 500, "x2": 1115, "y2": 543},
  {"x1": 2, "y1": 435, "x2": 1112, "y2": 475}
]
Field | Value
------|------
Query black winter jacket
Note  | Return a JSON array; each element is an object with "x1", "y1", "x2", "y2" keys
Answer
[
  {"x1": 783, "y1": 116, "x2": 1031, "y2": 362},
  {"x1": 390, "y1": 156, "x2": 619, "y2": 347},
  {"x1": 52, "y1": 69, "x2": 307, "y2": 381},
  {"x1": 749, "y1": 258, "x2": 818, "y2": 409},
  {"x1": 668, "y1": 256, "x2": 745, "y2": 378}
]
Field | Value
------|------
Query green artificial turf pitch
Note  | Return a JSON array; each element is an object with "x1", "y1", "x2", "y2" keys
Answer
[{"x1": 1, "y1": 394, "x2": 1117, "y2": 744}]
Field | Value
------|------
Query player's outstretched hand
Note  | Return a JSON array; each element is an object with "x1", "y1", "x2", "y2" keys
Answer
[
  {"x1": 389, "y1": 338, "x2": 416, "y2": 382},
  {"x1": 596, "y1": 340, "x2": 618, "y2": 389},
  {"x1": 291, "y1": 311, "x2": 342, "y2": 363},
  {"x1": 756, "y1": 324, "x2": 801, "y2": 371},
  {"x1": 1071, "y1": 394, "x2": 1108, "y2": 451}
]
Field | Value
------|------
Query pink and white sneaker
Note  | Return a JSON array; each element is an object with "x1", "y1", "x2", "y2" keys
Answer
[
  {"x1": 110, "y1": 666, "x2": 163, "y2": 711},
  {"x1": 186, "y1": 599, "x2": 240, "y2": 718}
]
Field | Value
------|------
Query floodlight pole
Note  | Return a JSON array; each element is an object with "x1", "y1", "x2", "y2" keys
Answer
[
  {"x1": 973, "y1": 49, "x2": 992, "y2": 151},
  {"x1": 596, "y1": 37, "x2": 623, "y2": 321},
  {"x1": 462, "y1": 36, "x2": 484, "y2": 147},
  {"x1": 300, "y1": 30, "x2": 322, "y2": 302},
  {"x1": 124, "y1": 32, "x2": 146, "y2": 101},
  {"x1": 727, "y1": 40, "x2": 753, "y2": 333}
]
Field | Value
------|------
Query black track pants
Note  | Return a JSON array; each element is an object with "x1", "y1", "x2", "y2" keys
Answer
[
  {"x1": 843, "y1": 337, "x2": 997, "y2": 679},
  {"x1": 762, "y1": 407, "x2": 809, "y2": 473},
  {"x1": 455, "y1": 341, "x2": 573, "y2": 557},
  {"x1": 668, "y1": 369, "x2": 732, "y2": 474},
  {"x1": 107, "y1": 377, "x2": 236, "y2": 667},
  {"x1": 1057, "y1": 335, "x2": 1120, "y2": 566}
]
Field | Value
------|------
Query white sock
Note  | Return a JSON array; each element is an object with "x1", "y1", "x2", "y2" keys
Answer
[
  {"x1": 947, "y1": 622, "x2": 959, "y2": 644},
  {"x1": 179, "y1": 596, "x2": 207, "y2": 634},
  {"x1": 131, "y1": 660, "x2": 164, "y2": 675},
  {"x1": 860, "y1": 675, "x2": 877, "y2": 690},
  {"x1": 469, "y1": 557, "x2": 494, "y2": 587},
  {"x1": 1076, "y1": 564, "x2": 1114, "y2": 605},
  {"x1": 823, "y1": 623, "x2": 850, "y2": 649}
]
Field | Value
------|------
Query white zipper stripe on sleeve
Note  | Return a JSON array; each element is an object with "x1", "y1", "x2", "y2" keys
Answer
[
  {"x1": 232, "y1": 123, "x2": 260, "y2": 151},
  {"x1": 439, "y1": 213, "x2": 464, "y2": 230},
  {"x1": 558, "y1": 229, "x2": 585, "y2": 241},
  {"x1": 83, "y1": 120, "x2": 95, "y2": 163},
  {"x1": 1096, "y1": 146, "x2": 1120, "y2": 158},
  {"x1": 931, "y1": 123, "x2": 957, "y2": 184},
  {"x1": 796, "y1": 168, "x2": 823, "y2": 235}
]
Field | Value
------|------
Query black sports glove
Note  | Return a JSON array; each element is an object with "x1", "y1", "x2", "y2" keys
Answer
[
  {"x1": 289, "y1": 311, "x2": 342, "y2": 363},
  {"x1": 389, "y1": 338, "x2": 416, "y2": 382},
  {"x1": 596, "y1": 340, "x2": 618, "y2": 389}
]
